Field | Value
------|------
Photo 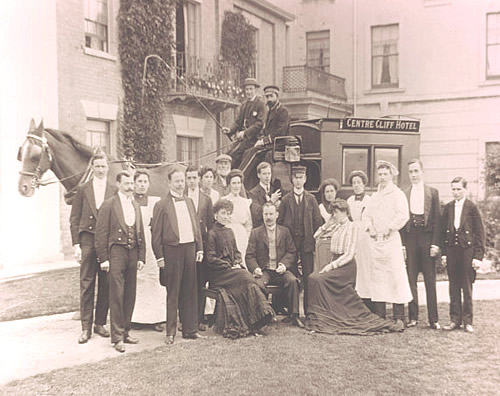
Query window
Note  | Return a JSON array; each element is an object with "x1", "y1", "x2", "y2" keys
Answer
[
  {"x1": 248, "y1": 27, "x2": 259, "y2": 79},
  {"x1": 176, "y1": 1, "x2": 201, "y2": 77},
  {"x1": 307, "y1": 30, "x2": 330, "y2": 73},
  {"x1": 86, "y1": 119, "x2": 110, "y2": 154},
  {"x1": 342, "y1": 147, "x2": 370, "y2": 185},
  {"x1": 487, "y1": 12, "x2": 500, "y2": 78},
  {"x1": 342, "y1": 145, "x2": 401, "y2": 186},
  {"x1": 84, "y1": 0, "x2": 109, "y2": 52},
  {"x1": 177, "y1": 136, "x2": 200, "y2": 167},
  {"x1": 371, "y1": 24, "x2": 399, "y2": 88}
]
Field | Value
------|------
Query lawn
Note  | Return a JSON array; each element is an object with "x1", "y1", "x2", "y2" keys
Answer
[
  {"x1": 1, "y1": 301, "x2": 499, "y2": 395},
  {"x1": 0, "y1": 267, "x2": 79, "y2": 322}
]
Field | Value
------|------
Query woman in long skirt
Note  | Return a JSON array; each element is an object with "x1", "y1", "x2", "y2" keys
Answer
[{"x1": 306, "y1": 199, "x2": 403, "y2": 335}]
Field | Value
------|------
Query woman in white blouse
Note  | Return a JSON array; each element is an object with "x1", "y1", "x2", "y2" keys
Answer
[
  {"x1": 306, "y1": 199, "x2": 402, "y2": 335},
  {"x1": 222, "y1": 169, "x2": 252, "y2": 268}
]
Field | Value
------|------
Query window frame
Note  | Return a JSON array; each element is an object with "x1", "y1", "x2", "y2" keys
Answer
[
  {"x1": 371, "y1": 23, "x2": 400, "y2": 89},
  {"x1": 177, "y1": 135, "x2": 201, "y2": 167},
  {"x1": 84, "y1": 0, "x2": 110, "y2": 54},
  {"x1": 306, "y1": 30, "x2": 331, "y2": 73},
  {"x1": 86, "y1": 118, "x2": 111, "y2": 155},
  {"x1": 486, "y1": 12, "x2": 500, "y2": 80}
]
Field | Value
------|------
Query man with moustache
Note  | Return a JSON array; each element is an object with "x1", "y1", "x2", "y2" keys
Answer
[
  {"x1": 246, "y1": 202, "x2": 303, "y2": 327},
  {"x1": 151, "y1": 165, "x2": 205, "y2": 344},
  {"x1": 70, "y1": 153, "x2": 114, "y2": 344},
  {"x1": 278, "y1": 166, "x2": 322, "y2": 316},
  {"x1": 400, "y1": 160, "x2": 441, "y2": 329},
  {"x1": 240, "y1": 85, "x2": 290, "y2": 171},
  {"x1": 440, "y1": 177, "x2": 485, "y2": 333},
  {"x1": 223, "y1": 78, "x2": 265, "y2": 168},
  {"x1": 248, "y1": 162, "x2": 282, "y2": 228},
  {"x1": 185, "y1": 165, "x2": 214, "y2": 331},
  {"x1": 95, "y1": 171, "x2": 145, "y2": 353}
]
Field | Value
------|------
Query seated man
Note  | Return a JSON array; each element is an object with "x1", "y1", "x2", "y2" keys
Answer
[{"x1": 246, "y1": 202, "x2": 304, "y2": 328}]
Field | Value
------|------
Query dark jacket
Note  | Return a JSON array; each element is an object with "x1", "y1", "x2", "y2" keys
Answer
[
  {"x1": 95, "y1": 194, "x2": 146, "y2": 263},
  {"x1": 206, "y1": 222, "x2": 242, "y2": 271},
  {"x1": 440, "y1": 199, "x2": 485, "y2": 261},
  {"x1": 69, "y1": 179, "x2": 115, "y2": 244},
  {"x1": 277, "y1": 191, "x2": 323, "y2": 253},
  {"x1": 186, "y1": 188, "x2": 214, "y2": 245},
  {"x1": 401, "y1": 184, "x2": 441, "y2": 246},
  {"x1": 245, "y1": 224, "x2": 296, "y2": 273},
  {"x1": 228, "y1": 97, "x2": 265, "y2": 143},
  {"x1": 248, "y1": 183, "x2": 280, "y2": 228},
  {"x1": 261, "y1": 102, "x2": 290, "y2": 145},
  {"x1": 151, "y1": 193, "x2": 203, "y2": 260}
]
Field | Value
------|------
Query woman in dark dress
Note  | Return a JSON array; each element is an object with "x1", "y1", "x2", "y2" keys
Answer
[
  {"x1": 206, "y1": 199, "x2": 275, "y2": 339},
  {"x1": 306, "y1": 199, "x2": 403, "y2": 335}
]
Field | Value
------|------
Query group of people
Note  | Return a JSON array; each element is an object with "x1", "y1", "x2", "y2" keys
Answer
[{"x1": 69, "y1": 148, "x2": 485, "y2": 353}]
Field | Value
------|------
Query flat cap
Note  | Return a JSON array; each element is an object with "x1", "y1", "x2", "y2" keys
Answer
[
  {"x1": 243, "y1": 78, "x2": 260, "y2": 88},
  {"x1": 263, "y1": 85, "x2": 280, "y2": 94},
  {"x1": 215, "y1": 154, "x2": 232, "y2": 163}
]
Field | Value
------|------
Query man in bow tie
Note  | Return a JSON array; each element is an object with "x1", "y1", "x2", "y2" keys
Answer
[
  {"x1": 278, "y1": 166, "x2": 322, "y2": 316},
  {"x1": 151, "y1": 165, "x2": 205, "y2": 344},
  {"x1": 440, "y1": 177, "x2": 485, "y2": 333},
  {"x1": 95, "y1": 171, "x2": 146, "y2": 352},
  {"x1": 400, "y1": 160, "x2": 441, "y2": 329},
  {"x1": 248, "y1": 162, "x2": 282, "y2": 228}
]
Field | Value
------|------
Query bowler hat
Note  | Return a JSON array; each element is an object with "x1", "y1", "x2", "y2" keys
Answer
[{"x1": 243, "y1": 78, "x2": 260, "y2": 88}]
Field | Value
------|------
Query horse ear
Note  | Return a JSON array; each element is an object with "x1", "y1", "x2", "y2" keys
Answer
[
  {"x1": 29, "y1": 119, "x2": 36, "y2": 133},
  {"x1": 32, "y1": 119, "x2": 44, "y2": 137}
]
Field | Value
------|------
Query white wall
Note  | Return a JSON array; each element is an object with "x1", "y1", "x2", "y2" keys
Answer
[{"x1": 0, "y1": 0, "x2": 62, "y2": 269}]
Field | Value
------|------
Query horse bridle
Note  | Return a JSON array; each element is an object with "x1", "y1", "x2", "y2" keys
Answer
[{"x1": 18, "y1": 133, "x2": 53, "y2": 186}]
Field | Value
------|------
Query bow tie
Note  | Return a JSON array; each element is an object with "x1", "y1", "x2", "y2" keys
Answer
[{"x1": 354, "y1": 193, "x2": 365, "y2": 201}]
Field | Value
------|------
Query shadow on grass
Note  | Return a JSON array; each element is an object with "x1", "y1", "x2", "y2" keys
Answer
[{"x1": 1, "y1": 301, "x2": 499, "y2": 395}]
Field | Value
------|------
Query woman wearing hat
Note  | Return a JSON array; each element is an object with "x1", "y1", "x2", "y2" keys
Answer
[
  {"x1": 313, "y1": 178, "x2": 341, "y2": 272},
  {"x1": 363, "y1": 161, "x2": 412, "y2": 326},
  {"x1": 346, "y1": 171, "x2": 373, "y2": 307}
]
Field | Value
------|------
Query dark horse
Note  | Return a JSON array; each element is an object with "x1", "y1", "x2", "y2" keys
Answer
[{"x1": 18, "y1": 120, "x2": 173, "y2": 202}]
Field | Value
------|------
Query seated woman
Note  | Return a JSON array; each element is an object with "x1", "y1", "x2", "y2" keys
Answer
[
  {"x1": 306, "y1": 199, "x2": 403, "y2": 335},
  {"x1": 206, "y1": 199, "x2": 275, "y2": 339},
  {"x1": 314, "y1": 178, "x2": 340, "y2": 272}
]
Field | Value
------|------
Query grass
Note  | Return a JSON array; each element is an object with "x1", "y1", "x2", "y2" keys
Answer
[
  {"x1": 1, "y1": 300, "x2": 499, "y2": 395},
  {"x1": 0, "y1": 267, "x2": 79, "y2": 322}
]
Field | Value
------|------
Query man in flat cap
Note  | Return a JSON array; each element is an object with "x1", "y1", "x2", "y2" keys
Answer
[
  {"x1": 240, "y1": 85, "x2": 291, "y2": 170},
  {"x1": 223, "y1": 78, "x2": 265, "y2": 168},
  {"x1": 278, "y1": 165, "x2": 322, "y2": 316},
  {"x1": 213, "y1": 154, "x2": 247, "y2": 198}
]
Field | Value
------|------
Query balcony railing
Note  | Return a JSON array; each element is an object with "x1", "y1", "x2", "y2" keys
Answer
[
  {"x1": 282, "y1": 65, "x2": 347, "y2": 100},
  {"x1": 171, "y1": 52, "x2": 243, "y2": 102}
]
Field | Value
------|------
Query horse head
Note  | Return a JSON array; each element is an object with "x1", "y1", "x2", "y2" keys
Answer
[{"x1": 18, "y1": 119, "x2": 53, "y2": 197}]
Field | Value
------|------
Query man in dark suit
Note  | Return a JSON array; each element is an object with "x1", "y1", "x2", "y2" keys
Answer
[
  {"x1": 151, "y1": 165, "x2": 205, "y2": 344},
  {"x1": 70, "y1": 153, "x2": 114, "y2": 344},
  {"x1": 223, "y1": 78, "x2": 265, "y2": 168},
  {"x1": 240, "y1": 85, "x2": 291, "y2": 170},
  {"x1": 278, "y1": 166, "x2": 323, "y2": 316},
  {"x1": 246, "y1": 202, "x2": 303, "y2": 327},
  {"x1": 95, "y1": 171, "x2": 146, "y2": 353},
  {"x1": 248, "y1": 162, "x2": 282, "y2": 228},
  {"x1": 185, "y1": 165, "x2": 214, "y2": 331},
  {"x1": 400, "y1": 159, "x2": 441, "y2": 329},
  {"x1": 440, "y1": 177, "x2": 485, "y2": 333}
]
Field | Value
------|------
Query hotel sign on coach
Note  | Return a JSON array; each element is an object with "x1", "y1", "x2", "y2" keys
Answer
[{"x1": 340, "y1": 118, "x2": 420, "y2": 133}]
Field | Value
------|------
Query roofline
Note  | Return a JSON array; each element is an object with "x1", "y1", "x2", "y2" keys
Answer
[{"x1": 243, "y1": 0, "x2": 295, "y2": 22}]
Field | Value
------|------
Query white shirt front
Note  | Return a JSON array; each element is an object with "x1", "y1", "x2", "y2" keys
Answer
[
  {"x1": 171, "y1": 192, "x2": 195, "y2": 244},
  {"x1": 293, "y1": 188, "x2": 304, "y2": 205},
  {"x1": 410, "y1": 182, "x2": 424, "y2": 215},
  {"x1": 93, "y1": 177, "x2": 107, "y2": 209},
  {"x1": 118, "y1": 191, "x2": 136, "y2": 226},
  {"x1": 187, "y1": 187, "x2": 199, "y2": 212},
  {"x1": 454, "y1": 197, "x2": 466, "y2": 230}
]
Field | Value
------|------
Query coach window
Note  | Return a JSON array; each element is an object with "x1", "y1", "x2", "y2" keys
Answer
[
  {"x1": 177, "y1": 136, "x2": 200, "y2": 168},
  {"x1": 342, "y1": 147, "x2": 370, "y2": 186},
  {"x1": 86, "y1": 119, "x2": 110, "y2": 154},
  {"x1": 84, "y1": 0, "x2": 109, "y2": 53}
]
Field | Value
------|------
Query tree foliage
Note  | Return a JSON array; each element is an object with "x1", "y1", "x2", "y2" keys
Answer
[
  {"x1": 220, "y1": 10, "x2": 256, "y2": 85},
  {"x1": 118, "y1": 0, "x2": 175, "y2": 163}
]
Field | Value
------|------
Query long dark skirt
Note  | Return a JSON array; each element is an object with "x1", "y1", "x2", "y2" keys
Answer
[
  {"x1": 209, "y1": 268, "x2": 275, "y2": 339},
  {"x1": 306, "y1": 260, "x2": 403, "y2": 335}
]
